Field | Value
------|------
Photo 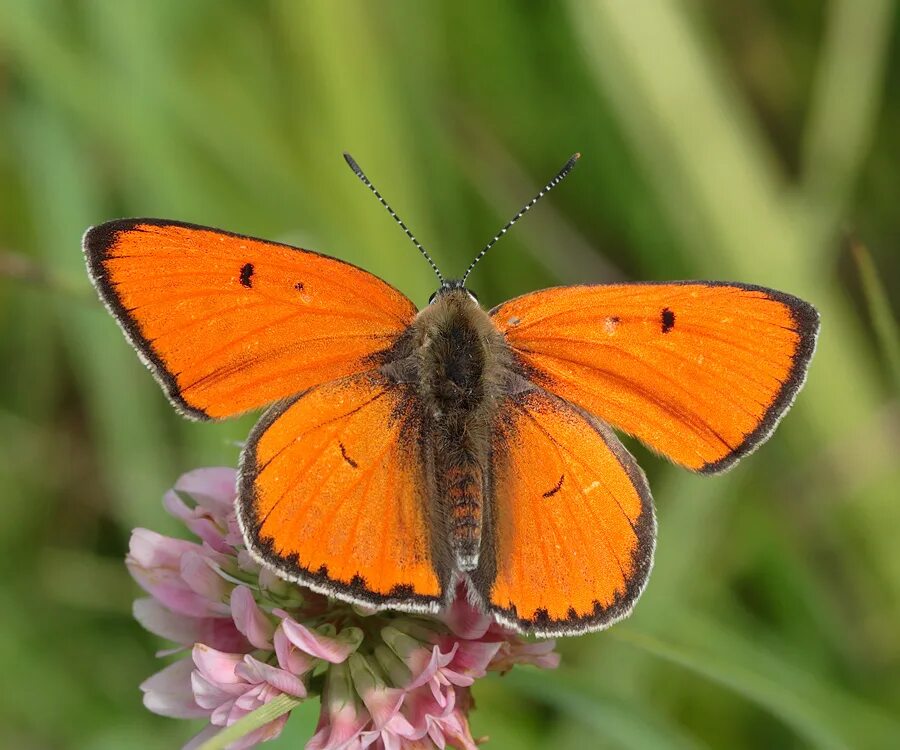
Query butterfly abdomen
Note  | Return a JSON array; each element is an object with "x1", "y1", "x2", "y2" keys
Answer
[
  {"x1": 435, "y1": 419, "x2": 487, "y2": 571},
  {"x1": 411, "y1": 289, "x2": 511, "y2": 574}
]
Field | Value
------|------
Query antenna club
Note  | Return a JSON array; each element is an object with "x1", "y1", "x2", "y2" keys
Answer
[
  {"x1": 342, "y1": 152, "x2": 445, "y2": 284},
  {"x1": 343, "y1": 152, "x2": 366, "y2": 180},
  {"x1": 560, "y1": 152, "x2": 581, "y2": 175}
]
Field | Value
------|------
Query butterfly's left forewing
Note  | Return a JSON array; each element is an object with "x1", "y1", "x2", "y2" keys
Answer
[
  {"x1": 238, "y1": 371, "x2": 445, "y2": 612},
  {"x1": 492, "y1": 282, "x2": 819, "y2": 473},
  {"x1": 474, "y1": 388, "x2": 655, "y2": 636}
]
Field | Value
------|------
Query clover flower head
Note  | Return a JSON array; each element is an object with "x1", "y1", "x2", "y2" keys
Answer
[{"x1": 130, "y1": 468, "x2": 561, "y2": 749}]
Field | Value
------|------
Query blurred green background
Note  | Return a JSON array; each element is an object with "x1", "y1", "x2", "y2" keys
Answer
[{"x1": 1, "y1": 1, "x2": 898, "y2": 748}]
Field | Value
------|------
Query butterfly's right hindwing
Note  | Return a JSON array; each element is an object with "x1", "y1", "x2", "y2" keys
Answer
[{"x1": 238, "y1": 371, "x2": 447, "y2": 612}]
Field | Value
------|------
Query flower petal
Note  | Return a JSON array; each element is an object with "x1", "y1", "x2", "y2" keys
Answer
[
  {"x1": 278, "y1": 614, "x2": 362, "y2": 663},
  {"x1": 236, "y1": 654, "x2": 307, "y2": 698},
  {"x1": 308, "y1": 663, "x2": 371, "y2": 750},
  {"x1": 348, "y1": 653, "x2": 404, "y2": 729},
  {"x1": 445, "y1": 638, "x2": 501, "y2": 682},
  {"x1": 406, "y1": 644, "x2": 458, "y2": 691},
  {"x1": 181, "y1": 550, "x2": 230, "y2": 603},
  {"x1": 163, "y1": 491, "x2": 230, "y2": 554},
  {"x1": 402, "y1": 683, "x2": 457, "y2": 742},
  {"x1": 175, "y1": 467, "x2": 237, "y2": 516},
  {"x1": 230, "y1": 586, "x2": 274, "y2": 649},
  {"x1": 192, "y1": 644, "x2": 244, "y2": 685},
  {"x1": 274, "y1": 625, "x2": 315, "y2": 677},
  {"x1": 442, "y1": 592, "x2": 491, "y2": 640},
  {"x1": 140, "y1": 658, "x2": 208, "y2": 719},
  {"x1": 191, "y1": 672, "x2": 243, "y2": 711},
  {"x1": 490, "y1": 638, "x2": 561, "y2": 672},
  {"x1": 129, "y1": 570, "x2": 220, "y2": 618},
  {"x1": 380, "y1": 626, "x2": 435, "y2": 680},
  {"x1": 128, "y1": 528, "x2": 199, "y2": 569},
  {"x1": 439, "y1": 705, "x2": 479, "y2": 750},
  {"x1": 127, "y1": 531, "x2": 226, "y2": 617},
  {"x1": 133, "y1": 598, "x2": 200, "y2": 645}
]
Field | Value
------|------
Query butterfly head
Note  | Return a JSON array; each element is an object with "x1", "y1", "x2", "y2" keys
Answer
[{"x1": 428, "y1": 280, "x2": 479, "y2": 306}]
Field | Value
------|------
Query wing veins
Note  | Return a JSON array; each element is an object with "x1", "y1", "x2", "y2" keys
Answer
[
  {"x1": 520, "y1": 337, "x2": 774, "y2": 414},
  {"x1": 329, "y1": 442, "x2": 393, "y2": 577},
  {"x1": 520, "y1": 327, "x2": 792, "y2": 380},
  {"x1": 518, "y1": 401, "x2": 638, "y2": 537},
  {"x1": 186, "y1": 355, "x2": 386, "y2": 407},
  {"x1": 499, "y1": 292, "x2": 798, "y2": 336},
  {"x1": 516, "y1": 403, "x2": 629, "y2": 588},
  {"x1": 256, "y1": 388, "x2": 387, "y2": 476},
  {"x1": 109, "y1": 247, "x2": 411, "y2": 321},
  {"x1": 519, "y1": 347, "x2": 736, "y2": 456},
  {"x1": 128, "y1": 288, "x2": 395, "y2": 327}
]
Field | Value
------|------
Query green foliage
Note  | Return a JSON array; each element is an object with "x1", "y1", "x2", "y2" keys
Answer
[{"x1": 0, "y1": 2, "x2": 898, "y2": 748}]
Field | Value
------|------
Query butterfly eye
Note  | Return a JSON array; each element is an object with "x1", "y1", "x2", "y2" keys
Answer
[
  {"x1": 466, "y1": 289, "x2": 479, "y2": 303},
  {"x1": 428, "y1": 291, "x2": 438, "y2": 305}
]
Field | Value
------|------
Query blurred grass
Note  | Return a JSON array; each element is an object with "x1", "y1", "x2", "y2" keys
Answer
[
  {"x1": 1, "y1": 1, "x2": 898, "y2": 748},
  {"x1": 851, "y1": 237, "x2": 900, "y2": 390}
]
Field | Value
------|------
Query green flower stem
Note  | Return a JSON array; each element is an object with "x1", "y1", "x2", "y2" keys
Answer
[{"x1": 196, "y1": 694, "x2": 303, "y2": 750}]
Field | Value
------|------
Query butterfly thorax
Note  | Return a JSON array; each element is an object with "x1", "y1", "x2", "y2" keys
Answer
[{"x1": 393, "y1": 288, "x2": 512, "y2": 575}]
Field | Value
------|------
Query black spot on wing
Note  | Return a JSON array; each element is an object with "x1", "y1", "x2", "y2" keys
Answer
[
  {"x1": 339, "y1": 442, "x2": 358, "y2": 468},
  {"x1": 294, "y1": 281, "x2": 304, "y2": 292},
  {"x1": 543, "y1": 474, "x2": 564, "y2": 498},
  {"x1": 661, "y1": 307, "x2": 675, "y2": 333},
  {"x1": 239, "y1": 262, "x2": 254, "y2": 288}
]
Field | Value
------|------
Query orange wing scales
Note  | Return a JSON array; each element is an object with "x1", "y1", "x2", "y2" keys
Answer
[
  {"x1": 478, "y1": 389, "x2": 655, "y2": 636},
  {"x1": 492, "y1": 282, "x2": 819, "y2": 473},
  {"x1": 238, "y1": 372, "x2": 443, "y2": 610},
  {"x1": 84, "y1": 219, "x2": 417, "y2": 419}
]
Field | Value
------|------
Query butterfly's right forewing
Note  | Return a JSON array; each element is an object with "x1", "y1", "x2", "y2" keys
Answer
[
  {"x1": 84, "y1": 219, "x2": 417, "y2": 419},
  {"x1": 238, "y1": 371, "x2": 446, "y2": 612}
]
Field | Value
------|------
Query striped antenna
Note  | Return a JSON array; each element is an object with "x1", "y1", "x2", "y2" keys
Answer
[
  {"x1": 343, "y1": 152, "x2": 445, "y2": 285},
  {"x1": 462, "y1": 152, "x2": 581, "y2": 284}
]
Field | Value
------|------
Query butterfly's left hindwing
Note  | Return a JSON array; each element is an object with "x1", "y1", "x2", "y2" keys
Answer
[
  {"x1": 238, "y1": 371, "x2": 445, "y2": 612},
  {"x1": 473, "y1": 388, "x2": 656, "y2": 637}
]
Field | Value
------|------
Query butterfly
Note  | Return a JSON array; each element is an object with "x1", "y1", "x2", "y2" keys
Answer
[{"x1": 83, "y1": 153, "x2": 819, "y2": 637}]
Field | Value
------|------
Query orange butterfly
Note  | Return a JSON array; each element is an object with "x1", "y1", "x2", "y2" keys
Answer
[{"x1": 83, "y1": 154, "x2": 818, "y2": 637}]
